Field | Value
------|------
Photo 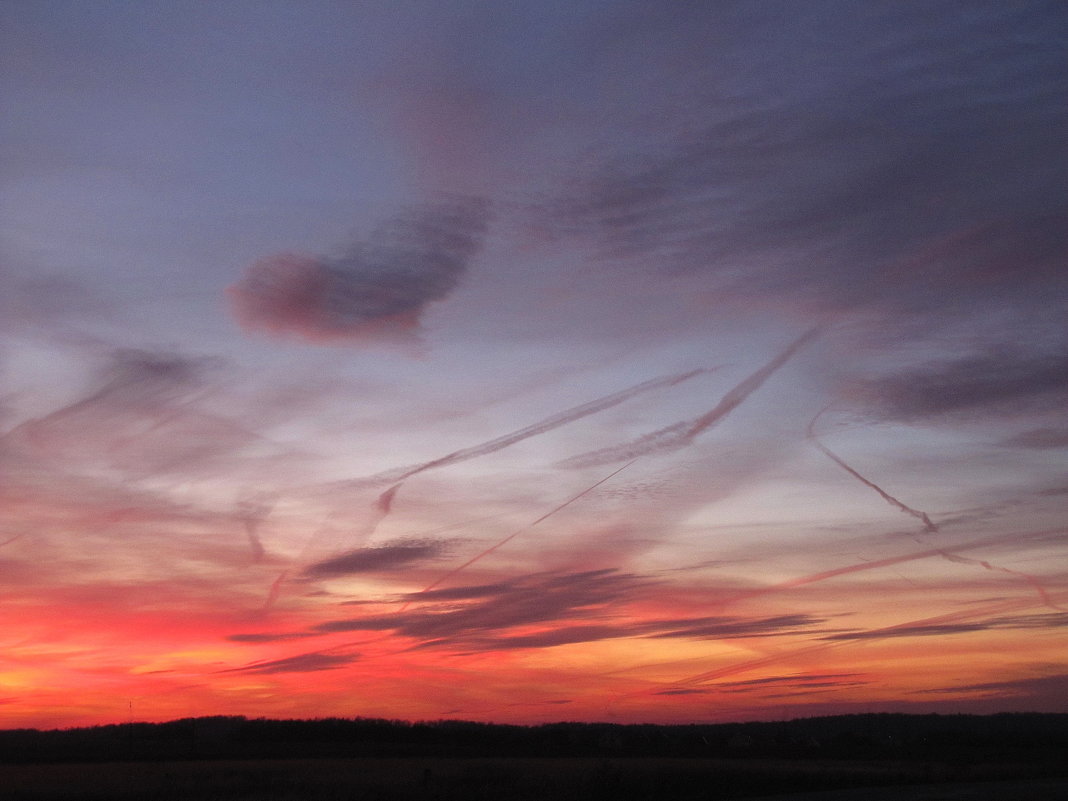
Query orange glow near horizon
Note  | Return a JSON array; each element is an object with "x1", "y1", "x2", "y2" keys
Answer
[
  {"x1": 3, "y1": 1, "x2": 1066, "y2": 733},
  {"x1": 3, "y1": 493, "x2": 1065, "y2": 729}
]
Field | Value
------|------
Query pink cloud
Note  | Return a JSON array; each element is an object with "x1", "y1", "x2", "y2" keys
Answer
[{"x1": 228, "y1": 199, "x2": 488, "y2": 347}]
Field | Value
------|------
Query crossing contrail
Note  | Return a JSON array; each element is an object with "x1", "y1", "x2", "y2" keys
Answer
[
  {"x1": 399, "y1": 459, "x2": 638, "y2": 611},
  {"x1": 806, "y1": 410, "x2": 1062, "y2": 606},
  {"x1": 360, "y1": 369, "x2": 708, "y2": 533},
  {"x1": 372, "y1": 368, "x2": 709, "y2": 487},
  {"x1": 807, "y1": 407, "x2": 938, "y2": 533},
  {"x1": 561, "y1": 326, "x2": 822, "y2": 468},
  {"x1": 726, "y1": 529, "x2": 1063, "y2": 607},
  {"x1": 934, "y1": 549, "x2": 1064, "y2": 611}
]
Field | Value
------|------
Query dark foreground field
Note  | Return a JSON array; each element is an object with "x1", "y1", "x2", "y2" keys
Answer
[{"x1": 3, "y1": 757, "x2": 1067, "y2": 801}]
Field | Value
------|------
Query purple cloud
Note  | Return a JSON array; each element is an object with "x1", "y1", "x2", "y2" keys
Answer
[
  {"x1": 228, "y1": 650, "x2": 357, "y2": 674},
  {"x1": 860, "y1": 348, "x2": 1068, "y2": 422},
  {"x1": 313, "y1": 568, "x2": 827, "y2": 652},
  {"x1": 229, "y1": 198, "x2": 489, "y2": 345},
  {"x1": 303, "y1": 538, "x2": 447, "y2": 578},
  {"x1": 1001, "y1": 428, "x2": 1068, "y2": 450}
]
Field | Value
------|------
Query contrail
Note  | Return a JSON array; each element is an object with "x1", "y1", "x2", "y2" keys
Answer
[
  {"x1": 238, "y1": 498, "x2": 273, "y2": 562},
  {"x1": 377, "y1": 483, "x2": 402, "y2": 514},
  {"x1": 664, "y1": 590, "x2": 1068, "y2": 690},
  {"x1": 598, "y1": 528, "x2": 1066, "y2": 683},
  {"x1": 357, "y1": 369, "x2": 707, "y2": 535},
  {"x1": 261, "y1": 570, "x2": 289, "y2": 613},
  {"x1": 686, "y1": 326, "x2": 823, "y2": 439},
  {"x1": 373, "y1": 368, "x2": 708, "y2": 486},
  {"x1": 806, "y1": 411, "x2": 1060, "y2": 606},
  {"x1": 242, "y1": 520, "x2": 265, "y2": 561},
  {"x1": 274, "y1": 490, "x2": 402, "y2": 604},
  {"x1": 807, "y1": 407, "x2": 938, "y2": 533},
  {"x1": 934, "y1": 549, "x2": 1064, "y2": 611},
  {"x1": 362, "y1": 481, "x2": 404, "y2": 541},
  {"x1": 296, "y1": 368, "x2": 705, "y2": 547},
  {"x1": 727, "y1": 529, "x2": 1063, "y2": 607},
  {"x1": 561, "y1": 326, "x2": 822, "y2": 468},
  {"x1": 399, "y1": 459, "x2": 638, "y2": 611}
]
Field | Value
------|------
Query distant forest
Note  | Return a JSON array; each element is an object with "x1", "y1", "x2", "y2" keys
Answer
[{"x1": 3, "y1": 713, "x2": 1067, "y2": 765}]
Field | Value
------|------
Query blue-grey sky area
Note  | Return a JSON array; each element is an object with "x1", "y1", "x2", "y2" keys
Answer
[{"x1": 1, "y1": 1, "x2": 1066, "y2": 728}]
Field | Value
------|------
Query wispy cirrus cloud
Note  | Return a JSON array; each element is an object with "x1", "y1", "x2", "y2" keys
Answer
[
  {"x1": 4, "y1": 0, "x2": 1067, "y2": 728},
  {"x1": 1000, "y1": 427, "x2": 1068, "y2": 450},
  {"x1": 544, "y1": 6, "x2": 1068, "y2": 331},
  {"x1": 2, "y1": 347, "x2": 273, "y2": 481}
]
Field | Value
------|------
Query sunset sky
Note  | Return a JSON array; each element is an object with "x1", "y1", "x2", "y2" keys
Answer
[{"x1": 1, "y1": 1, "x2": 1066, "y2": 730}]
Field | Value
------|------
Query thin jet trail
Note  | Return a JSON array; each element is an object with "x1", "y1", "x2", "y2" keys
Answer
[
  {"x1": 266, "y1": 497, "x2": 401, "y2": 610},
  {"x1": 292, "y1": 341, "x2": 792, "y2": 603},
  {"x1": 935, "y1": 550, "x2": 1064, "y2": 611},
  {"x1": 307, "y1": 368, "x2": 708, "y2": 499},
  {"x1": 686, "y1": 325, "x2": 823, "y2": 439},
  {"x1": 399, "y1": 459, "x2": 638, "y2": 612},
  {"x1": 727, "y1": 529, "x2": 1063, "y2": 608},
  {"x1": 238, "y1": 498, "x2": 273, "y2": 562},
  {"x1": 387, "y1": 370, "x2": 707, "y2": 483},
  {"x1": 596, "y1": 528, "x2": 1066, "y2": 682},
  {"x1": 357, "y1": 481, "x2": 405, "y2": 543},
  {"x1": 562, "y1": 326, "x2": 823, "y2": 468},
  {"x1": 807, "y1": 407, "x2": 938, "y2": 533},
  {"x1": 360, "y1": 369, "x2": 708, "y2": 536},
  {"x1": 261, "y1": 570, "x2": 289, "y2": 613},
  {"x1": 807, "y1": 410, "x2": 1061, "y2": 606},
  {"x1": 662, "y1": 591, "x2": 1068, "y2": 690},
  {"x1": 264, "y1": 510, "x2": 512, "y2": 612}
]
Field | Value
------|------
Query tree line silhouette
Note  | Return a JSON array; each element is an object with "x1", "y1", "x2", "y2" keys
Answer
[{"x1": 1, "y1": 713, "x2": 1066, "y2": 765}]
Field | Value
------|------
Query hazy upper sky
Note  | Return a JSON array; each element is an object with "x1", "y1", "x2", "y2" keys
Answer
[{"x1": 2, "y1": 0, "x2": 1066, "y2": 729}]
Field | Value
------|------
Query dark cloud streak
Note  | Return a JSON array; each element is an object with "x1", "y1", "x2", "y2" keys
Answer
[
  {"x1": 400, "y1": 460, "x2": 637, "y2": 609},
  {"x1": 861, "y1": 349, "x2": 1068, "y2": 422},
  {"x1": 226, "y1": 651, "x2": 357, "y2": 675},
  {"x1": 229, "y1": 198, "x2": 489, "y2": 345},
  {"x1": 304, "y1": 539, "x2": 446, "y2": 578},
  {"x1": 807, "y1": 407, "x2": 938, "y2": 533},
  {"x1": 315, "y1": 567, "x2": 830, "y2": 652}
]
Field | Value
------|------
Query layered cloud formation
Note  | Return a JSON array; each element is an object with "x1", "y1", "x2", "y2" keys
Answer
[{"x1": 2, "y1": 1, "x2": 1066, "y2": 729}]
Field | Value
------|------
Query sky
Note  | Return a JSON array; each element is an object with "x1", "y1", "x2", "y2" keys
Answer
[{"x1": 1, "y1": 1, "x2": 1066, "y2": 730}]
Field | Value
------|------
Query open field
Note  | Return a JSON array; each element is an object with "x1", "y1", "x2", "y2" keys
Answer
[
  {"x1": 3, "y1": 758, "x2": 1066, "y2": 801},
  {"x1": 747, "y1": 778, "x2": 1068, "y2": 801}
]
